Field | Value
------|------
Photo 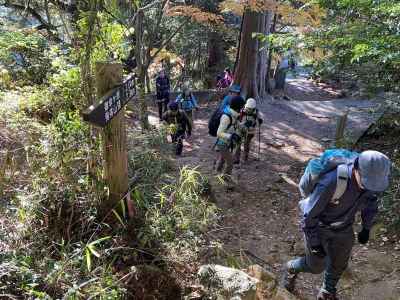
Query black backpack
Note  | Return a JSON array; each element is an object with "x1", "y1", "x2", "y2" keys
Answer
[{"x1": 208, "y1": 108, "x2": 232, "y2": 137}]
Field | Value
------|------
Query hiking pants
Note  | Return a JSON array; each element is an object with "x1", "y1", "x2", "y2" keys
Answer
[
  {"x1": 275, "y1": 69, "x2": 287, "y2": 90},
  {"x1": 157, "y1": 99, "x2": 168, "y2": 119},
  {"x1": 171, "y1": 130, "x2": 185, "y2": 155},
  {"x1": 234, "y1": 134, "x2": 254, "y2": 162},
  {"x1": 216, "y1": 146, "x2": 233, "y2": 175},
  {"x1": 185, "y1": 110, "x2": 193, "y2": 127},
  {"x1": 288, "y1": 226, "x2": 354, "y2": 294}
]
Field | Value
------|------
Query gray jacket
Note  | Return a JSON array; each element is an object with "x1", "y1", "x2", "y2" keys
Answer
[{"x1": 302, "y1": 164, "x2": 378, "y2": 246}]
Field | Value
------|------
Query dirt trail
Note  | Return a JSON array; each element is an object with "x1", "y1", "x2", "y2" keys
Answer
[{"x1": 146, "y1": 80, "x2": 400, "y2": 300}]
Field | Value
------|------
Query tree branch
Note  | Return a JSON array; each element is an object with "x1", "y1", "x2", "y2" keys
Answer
[
  {"x1": 148, "y1": 18, "x2": 189, "y2": 66},
  {"x1": 2, "y1": 1, "x2": 56, "y2": 30}
]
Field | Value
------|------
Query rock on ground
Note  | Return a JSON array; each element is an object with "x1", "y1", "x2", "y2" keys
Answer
[{"x1": 198, "y1": 264, "x2": 298, "y2": 300}]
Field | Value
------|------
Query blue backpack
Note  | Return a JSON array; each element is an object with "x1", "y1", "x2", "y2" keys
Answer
[{"x1": 299, "y1": 149, "x2": 359, "y2": 207}]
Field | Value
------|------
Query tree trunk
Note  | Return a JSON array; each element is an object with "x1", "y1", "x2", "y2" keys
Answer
[
  {"x1": 266, "y1": 13, "x2": 277, "y2": 94},
  {"x1": 135, "y1": 10, "x2": 150, "y2": 130},
  {"x1": 206, "y1": 30, "x2": 224, "y2": 88},
  {"x1": 234, "y1": 10, "x2": 262, "y2": 99},
  {"x1": 257, "y1": 12, "x2": 273, "y2": 100}
]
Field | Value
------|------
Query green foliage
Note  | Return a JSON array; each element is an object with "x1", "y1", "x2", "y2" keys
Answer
[
  {"x1": 0, "y1": 29, "x2": 51, "y2": 84},
  {"x1": 307, "y1": 0, "x2": 400, "y2": 92}
]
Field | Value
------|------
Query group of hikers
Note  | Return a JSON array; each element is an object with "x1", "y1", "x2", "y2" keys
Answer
[{"x1": 155, "y1": 69, "x2": 393, "y2": 300}]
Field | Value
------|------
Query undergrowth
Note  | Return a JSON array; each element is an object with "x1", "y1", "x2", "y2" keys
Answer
[
  {"x1": 356, "y1": 94, "x2": 400, "y2": 232},
  {"x1": 0, "y1": 100, "x2": 218, "y2": 298}
]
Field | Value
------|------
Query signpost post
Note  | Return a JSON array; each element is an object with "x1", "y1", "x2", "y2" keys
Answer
[{"x1": 83, "y1": 63, "x2": 136, "y2": 219}]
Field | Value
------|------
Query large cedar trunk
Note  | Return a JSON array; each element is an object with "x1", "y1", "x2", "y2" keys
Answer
[
  {"x1": 206, "y1": 31, "x2": 225, "y2": 88},
  {"x1": 234, "y1": 10, "x2": 272, "y2": 100},
  {"x1": 234, "y1": 10, "x2": 262, "y2": 99}
]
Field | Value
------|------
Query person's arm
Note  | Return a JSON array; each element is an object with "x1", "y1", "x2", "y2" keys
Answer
[
  {"x1": 217, "y1": 114, "x2": 232, "y2": 141},
  {"x1": 302, "y1": 178, "x2": 336, "y2": 247},
  {"x1": 162, "y1": 111, "x2": 169, "y2": 123},
  {"x1": 361, "y1": 194, "x2": 378, "y2": 231}
]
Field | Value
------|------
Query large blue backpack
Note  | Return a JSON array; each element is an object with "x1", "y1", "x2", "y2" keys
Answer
[{"x1": 299, "y1": 149, "x2": 359, "y2": 213}]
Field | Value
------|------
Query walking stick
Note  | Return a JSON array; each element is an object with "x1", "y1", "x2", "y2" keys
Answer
[{"x1": 257, "y1": 124, "x2": 261, "y2": 161}]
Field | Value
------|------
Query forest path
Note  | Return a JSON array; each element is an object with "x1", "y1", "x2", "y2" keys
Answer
[{"x1": 143, "y1": 79, "x2": 399, "y2": 300}]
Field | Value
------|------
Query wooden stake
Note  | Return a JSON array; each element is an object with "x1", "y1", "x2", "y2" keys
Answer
[
  {"x1": 95, "y1": 62, "x2": 131, "y2": 218},
  {"x1": 335, "y1": 110, "x2": 349, "y2": 147}
]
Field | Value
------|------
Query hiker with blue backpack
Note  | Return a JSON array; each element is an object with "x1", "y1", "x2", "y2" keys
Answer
[
  {"x1": 208, "y1": 96, "x2": 245, "y2": 183},
  {"x1": 219, "y1": 84, "x2": 241, "y2": 112},
  {"x1": 281, "y1": 150, "x2": 391, "y2": 300},
  {"x1": 175, "y1": 86, "x2": 199, "y2": 125}
]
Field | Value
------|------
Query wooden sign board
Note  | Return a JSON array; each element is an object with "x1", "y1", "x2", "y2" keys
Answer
[{"x1": 83, "y1": 75, "x2": 136, "y2": 127}]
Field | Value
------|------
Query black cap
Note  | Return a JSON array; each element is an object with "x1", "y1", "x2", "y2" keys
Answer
[{"x1": 230, "y1": 96, "x2": 245, "y2": 112}]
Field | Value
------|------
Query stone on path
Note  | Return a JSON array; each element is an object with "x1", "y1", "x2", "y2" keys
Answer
[
  {"x1": 198, "y1": 264, "x2": 298, "y2": 300},
  {"x1": 198, "y1": 264, "x2": 258, "y2": 300}
]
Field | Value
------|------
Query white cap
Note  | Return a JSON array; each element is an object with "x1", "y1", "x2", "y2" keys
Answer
[{"x1": 245, "y1": 98, "x2": 257, "y2": 109}]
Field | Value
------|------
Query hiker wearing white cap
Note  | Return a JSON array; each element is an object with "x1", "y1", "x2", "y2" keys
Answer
[
  {"x1": 234, "y1": 98, "x2": 264, "y2": 164},
  {"x1": 281, "y1": 150, "x2": 391, "y2": 300}
]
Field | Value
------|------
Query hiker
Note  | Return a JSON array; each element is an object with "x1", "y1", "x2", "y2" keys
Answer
[
  {"x1": 281, "y1": 150, "x2": 391, "y2": 300},
  {"x1": 219, "y1": 84, "x2": 241, "y2": 112},
  {"x1": 175, "y1": 86, "x2": 199, "y2": 124},
  {"x1": 162, "y1": 102, "x2": 192, "y2": 156},
  {"x1": 216, "y1": 68, "x2": 233, "y2": 90},
  {"x1": 274, "y1": 55, "x2": 289, "y2": 98},
  {"x1": 155, "y1": 69, "x2": 170, "y2": 120},
  {"x1": 234, "y1": 98, "x2": 264, "y2": 163},
  {"x1": 215, "y1": 96, "x2": 245, "y2": 178}
]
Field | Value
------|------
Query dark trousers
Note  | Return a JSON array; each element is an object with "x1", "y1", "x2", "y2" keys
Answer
[
  {"x1": 172, "y1": 131, "x2": 185, "y2": 155},
  {"x1": 157, "y1": 99, "x2": 168, "y2": 119},
  {"x1": 288, "y1": 226, "x2": 354, "y2": 294}
]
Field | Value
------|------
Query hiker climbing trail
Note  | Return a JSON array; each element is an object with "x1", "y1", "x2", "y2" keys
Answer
[{"x1": 137, "y1": 77, "x2": 399, "y2": 300}]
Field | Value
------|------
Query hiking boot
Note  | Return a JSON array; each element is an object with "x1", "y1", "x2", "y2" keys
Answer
[
  {"x1": 316, "y1": 290, "x2": 338, "y2": 300},
  {"x1": 280, "y1": 262, "x2": 298, "y2": 293},
  {"x1": 233, "y1": 159, "x2": 240, "y2": 165}
]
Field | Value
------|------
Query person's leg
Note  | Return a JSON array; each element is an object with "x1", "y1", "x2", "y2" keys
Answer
[
  {"x1": 282, "y1": 234, "x2": 326, "y2": 292},
  {"x1": 244, "y1": 134, "x2": 254, "y2": 161},
  {"x1": 216, "y1": 151, "x2": 225, "y2": 172},
  {"x1": 163, "y1": 99, "x2": 169, "y2": 114},
  {"x1": 223, "y1": 148, "x2": 234, "y2": 175},
  {"x1": 233, "y1": 140, "x2": 241, "y2": 164},
  {"x1": 176, "y1": 135, "x2": 183, "y2": 155},
  {"x1": 158, "y1": 101, "x2": 163, "y2": 119},
  {"x1": 322, "y1": 228, "x2": 354, "y2": 295}
]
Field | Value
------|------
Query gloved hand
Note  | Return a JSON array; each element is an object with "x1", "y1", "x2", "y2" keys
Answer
[
  {"x1": 244, "y1": 120, "x2": 253, "y2": 128},
  {"x1": 357, "y1": 228, "x2": 370, "y2": 244},
  {"x1": 310, "y1": 245, "x2": 326, "y2": 258},
  {"x1": 258, "y1": 118, "x2": 263, "y2": 125},
  {"x1": 230, "y1": 133, "x2": 241, "y2": 144}
]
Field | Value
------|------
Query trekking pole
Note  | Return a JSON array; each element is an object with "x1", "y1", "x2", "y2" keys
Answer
[{"x1": 257, "y1": 124, "x2": 261, "y2": 161}]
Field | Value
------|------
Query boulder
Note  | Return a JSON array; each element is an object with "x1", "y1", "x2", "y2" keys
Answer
[
  {"x1": 198, "y1": 264, "x2": 259, "y2": 300},
  {"x1": 246, "y1": 265, "x2": 277, "y2": 299}
]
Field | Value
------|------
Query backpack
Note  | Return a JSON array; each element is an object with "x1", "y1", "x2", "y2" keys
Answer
[
  {"x1": 299, "y1": 149, "x2": 359, "y2": 214},
  {"x1": 180, "y1": 94, "x2": 194, "y2": 111},
  {"x1": 208, "y1": 108, "x2": 232, "y2": 137}
]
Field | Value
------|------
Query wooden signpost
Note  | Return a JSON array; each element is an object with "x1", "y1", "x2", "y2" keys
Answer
[{"x1": 83, "y1": 63, "x2": 136, "y2": 218}]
